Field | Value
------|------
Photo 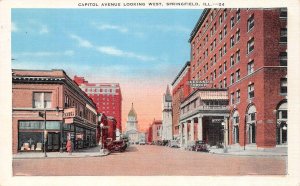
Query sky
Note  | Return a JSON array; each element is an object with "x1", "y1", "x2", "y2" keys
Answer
[{"x1": 11, "y1": 9, "x2": 202, "y2": 131}]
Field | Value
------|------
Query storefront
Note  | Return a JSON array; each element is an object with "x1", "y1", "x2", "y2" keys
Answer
[{"x1": 18, "y1": 120, "x2": 61, "y2": 152}]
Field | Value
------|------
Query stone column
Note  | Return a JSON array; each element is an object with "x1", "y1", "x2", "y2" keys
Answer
[
  {"x1": 190, "y1": 119, "x2": 194, "y2": 142},
  {"x1": 198, "y1": 116, "x2": 203, "y2": 141},
  {"x1": 184, "y1": 122, "x2": 188, "y2": 147}
]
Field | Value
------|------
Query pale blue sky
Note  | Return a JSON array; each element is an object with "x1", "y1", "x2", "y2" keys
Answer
[
  {"x1": 11, "y1": 9, "x2": 203, "y2": 125},
  {"x1": 12, "y1": 9, "x2": 202, "y2": 82}
]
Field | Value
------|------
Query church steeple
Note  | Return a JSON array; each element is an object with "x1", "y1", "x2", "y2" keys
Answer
[
  {"x1": 166, "y1": 85, "x2": 171, "y2": 95},
  {"x1": 164, "y1": 85, "x2": 172, "y2": 102}
]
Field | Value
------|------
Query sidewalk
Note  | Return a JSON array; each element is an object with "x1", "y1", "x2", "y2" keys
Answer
[
  {"x1": 208, "y1": 144, "x2": 287, "y2": 157},
  {"x1": 13, "y1": 146, "x2": 110, "y2": 159}
]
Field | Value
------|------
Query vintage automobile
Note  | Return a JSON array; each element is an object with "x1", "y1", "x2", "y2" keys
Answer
[
  {"x1": 193, "y1": 140, "x2": 209, "y2": 152},
  {"x1": 106, "y1": 139, "x2": 127, "y2": 152}
]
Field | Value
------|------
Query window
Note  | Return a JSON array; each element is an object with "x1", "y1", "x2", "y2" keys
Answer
[
  {"x1": 223, "y1": 44, "x2": 227, "y2": 54},
  {"x1": 230, "y1": 17, "x2": 235, "y2": 28},
  {"x1": 230, "y1": 54, "x2": 235, "y2": 66},
  {"x1": 219, "y1": 81, "x2": 223, "y2": 88},
  {"x1": 223, "y1": 61, "x2": 227, "y2": 72},
  {"x1": 248, "y1": 83, "x2": 255, "y2": 99},
  {"x1": 210, "y1": 73, "x2": 213, "y2": 81},
  {"x1": 210, "y1": 58, "x2": 213, "y2": 66},
  {"x1": 236, "y1": 50, "x2": 240, "y2": 63},
  {"x1": 280, "y1": 8, "x2": 287, "y2": 18},
  {"x1": 279, "y1": 52, "x2": 287, "y2": 66},
  {"x1": 219, "y1": 49, "x2": 222, "y2": 58},
  {"x1": 230, "y1": 36, "x2": 235, "y2": 47},
  {"x1": 280, "y1": 28, "x2": 287, "y2": 43},
  {"x1": 219, "y1": 15, "x2": 223, "y2": 24},
  {"x1": 224, "y1": 25, "x2": 227, "y2": 36},
  {"x1": 236, "y1": 9, "x2": 241, "y2": 21},
  {"x1": 280, "y1": 78, "x2": 287, "y2": 94},
  {"x1": 213, "y1": 54, "x2": 217, "y2": 64},
  {"x1": 223, "y1": 78, "x2": 227, "y2": 88},
  {"x1": 231, "y1": 92, "x2": 235, "y2": 105},
  {"x1": 236, "y1": 30, "x2": 240, "y2": 43},
  {"x1": 210, "y1": 28, "x2": 213, "y2": 36},
  {"x1": 247, "y1": 38, "x2": 254, "y2": 54},
  {"x1": 230, "y1": 73, "x2": 235, "y2": 84},
  {"x1": 224, "y1": 9, "x2": 227, "y2": 20},
  {"x1": 236, "y1": 69, "x2": 241, "y2": 81},
  {"x1": 33, "y1": 92, "x2": 52, "y2": 108},
  {"x1": 236, "y1": 90, "x2": 240, "y2": 103},
  {"x1": 219, "y1": 31, "x2": 223, "y2": 40},
  {"x1": 219, "y1": 65, "x2": 222, "y2": 75},
  {"x1": 213, "y1": 23, "x2": 216, "y2": 32},
  {"x1": 248, "y1": 15, "x2": 254, "y2": 31},
  {"x1": 210, "y1": 43, "x2": 213, "y2": 51},
  {"x1": 213, "y1": 69, "x2": 217, "y2": 79},
  {"x1": 213, "y1": 39, "x2": 216, "y2": 48},
  {"x1": 247, "y1": 60, "x2": 254, "y2": 74}
]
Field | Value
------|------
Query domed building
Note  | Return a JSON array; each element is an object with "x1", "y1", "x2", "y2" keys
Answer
[{"x1": 125, "y1": 103, "x2": 139, "y2": 144}]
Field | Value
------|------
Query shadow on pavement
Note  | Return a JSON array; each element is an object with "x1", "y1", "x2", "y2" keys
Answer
[{"x1": 126, "y1": 146, "x2": 139, "y2": 152}]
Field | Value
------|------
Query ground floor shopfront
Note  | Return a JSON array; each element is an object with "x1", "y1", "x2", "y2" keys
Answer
[
  {"x1": 176, "y1": 89, "x2": 288, "y2": 149},
  {"x1": 16, "y1": 118, "x2": 97, "y2": 153}
]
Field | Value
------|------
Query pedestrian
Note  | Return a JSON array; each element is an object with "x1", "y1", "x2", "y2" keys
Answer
[{"x1": 66, "y1": 139, "x2": 72, "y2": 155}]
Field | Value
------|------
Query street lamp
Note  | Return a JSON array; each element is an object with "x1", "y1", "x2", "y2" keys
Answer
[
  {"x1": 100, "y1": 123, "x2": 104, "y2": 153},
  {"x1": 39, "y1": 109, "x2": 47, "y2": 157}
]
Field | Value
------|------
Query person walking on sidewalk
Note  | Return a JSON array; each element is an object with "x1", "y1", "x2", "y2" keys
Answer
[{"x1": 66, "y1": 139, "x2": 72, "y2": 155}]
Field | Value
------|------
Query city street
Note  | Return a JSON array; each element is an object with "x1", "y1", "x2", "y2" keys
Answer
[{"x1": 13, "y1": 145, "x2": 287, "y2": 176}]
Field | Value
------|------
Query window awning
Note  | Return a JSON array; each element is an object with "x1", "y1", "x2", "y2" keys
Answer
[{"x1": 199, "y1": 90, "x2": 228, "y2": 100}]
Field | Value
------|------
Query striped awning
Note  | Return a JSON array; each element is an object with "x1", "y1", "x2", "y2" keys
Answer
[{"x1": 198, "y1": 90, "x2": 228, "y2": 100}]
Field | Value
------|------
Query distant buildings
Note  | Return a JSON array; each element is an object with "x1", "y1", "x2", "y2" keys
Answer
[
  {"x1": 12, "y1": 69, "x2": 98, "y2": 154},
  {"x1": 171, "y1": 8, "x2": 287, "y2": 148},
  {"x1": 161, "y1": 85, "x2": 173, "y2": 140},
  {"x1": 151, "y1": 119, "x2": 162, "y2": 143},
  {"x1": 125, "y1": 103, "x2": 139, "y2": 144},
  {"x1": 73, "y1": 76, "x2": 122, "y2": 139}
]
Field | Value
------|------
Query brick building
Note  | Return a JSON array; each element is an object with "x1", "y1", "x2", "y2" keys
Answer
[
  {"x1": 172, "y1": 8, "x2": 287, "y2": 148},
  {"x1": 151, "y1": 119, "x2": 162, "y2": 143},
  {"x1": 73, "y1": 76, "x2": 122, "y2": 139},
  {"x1": 12, "y1": 69, "x2": 98, "y2": 154}
]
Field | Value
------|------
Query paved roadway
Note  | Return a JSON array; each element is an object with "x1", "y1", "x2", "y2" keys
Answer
[{"x1": 13, "y1": 145, "x2": 286, "y2": 176}]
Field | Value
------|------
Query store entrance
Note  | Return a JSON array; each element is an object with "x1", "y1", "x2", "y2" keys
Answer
[{"x1": 47, "y1": 132, "x2": 60, "y2": 151}]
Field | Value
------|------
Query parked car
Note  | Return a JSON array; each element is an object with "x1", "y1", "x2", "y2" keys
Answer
[
  {"x1": 169, "y1": 140, "x2": 180, "y2": 148},
  {"x1": 193, "y1": 140, "x2": 209, "y2": 152},
  {"x1": 139, "y1": 141, "x2": 146, "y2": 145},
  {"x1": 106, "y1": 139, "x2": 127, "y2": 152}
]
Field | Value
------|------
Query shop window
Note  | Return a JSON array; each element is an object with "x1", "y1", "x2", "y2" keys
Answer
[
  {"x1": 280, "y1": 28, "x2": 287, "y2": 43},
  {"x1": 280, "y1": 78, "x2": 287, "y2": 94},
  {"x1": 247, "y1": 38, "x2": 254, "y2": 54},
  {"x1": 279, "y1": 52, "x2": 287, "y2": 66},
  {"x1": 248, "y1": 83, "x2": 255, "y2": 99},
  {"x1": 247, "y1": 14, "x2": 254, "y2": 31},
  {"x1": 247, "y1": 60, "x2": 254, "y2": 74},
  {"x1": 33, "y1": 92, "x2": 52, "y2": 108}
]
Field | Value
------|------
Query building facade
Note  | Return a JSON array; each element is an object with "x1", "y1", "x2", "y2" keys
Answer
[
  {"x1": 171, "y1": 62, "x2": 191, "y2": 140},
  {"x1": 172, "y1": 8, "x2": 287, "y2": 148},
  {"x1": 161, "y1": 85, "x2": 173, "y2": 141},
  {"x1": 73, "y1": 76, "x2": 122, "y2": 139},
  {"x1": 125, "y1": 103, "x2": 139, "y2": 144},
  {"x1": 151, "y1": 119, "x2": 162, "y2": 143},
  {"x1": 12, "y1": 69, "x2": 98, "y2": 154}
]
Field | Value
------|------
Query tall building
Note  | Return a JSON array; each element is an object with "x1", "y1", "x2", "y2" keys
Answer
[
  {"x1": 172, "y1": 8, "x2": 287, "y2": 148},
  {"x1": 162, "y1": 85, "x2": 173, "y2": 140},
  {"x1": 12, "y1": 69, "x2": 98, "y2": 154},
  {"x1": 151, "y1": 119, "x2": 163, "y2": 143},
  {"x1": 73, "y1": 76, "x2": 122, "y2": 139},
  {"x1": 125, "y1": 103, "x2": 139, "y2": 144}
]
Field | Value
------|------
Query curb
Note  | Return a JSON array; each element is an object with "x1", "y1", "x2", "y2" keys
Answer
[
  {"x1": 208, "y1": 151, "x2": 288, "y2": 157},
  {"x1": 13, "y1": 153, "x2": 110, "y2": 159}
]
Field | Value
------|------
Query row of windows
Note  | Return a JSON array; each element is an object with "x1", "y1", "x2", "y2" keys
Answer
[
  {"x1": 229, "y1": 78, "x2": 287, "y2": 105},
  {"x1": 85, "y1": 88, "x2": 117, "y2": 93}
]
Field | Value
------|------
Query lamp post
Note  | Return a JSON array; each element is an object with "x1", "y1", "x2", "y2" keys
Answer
[
  {"x1": 100, "y1": 123, "x2": 104, "y2": 153},
  {"x1": 39, "y1": 109, "x2": 47, "y2": 157},
  {"x1": 221, "y1": 121, "x2": 228, "y2": 153}
]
